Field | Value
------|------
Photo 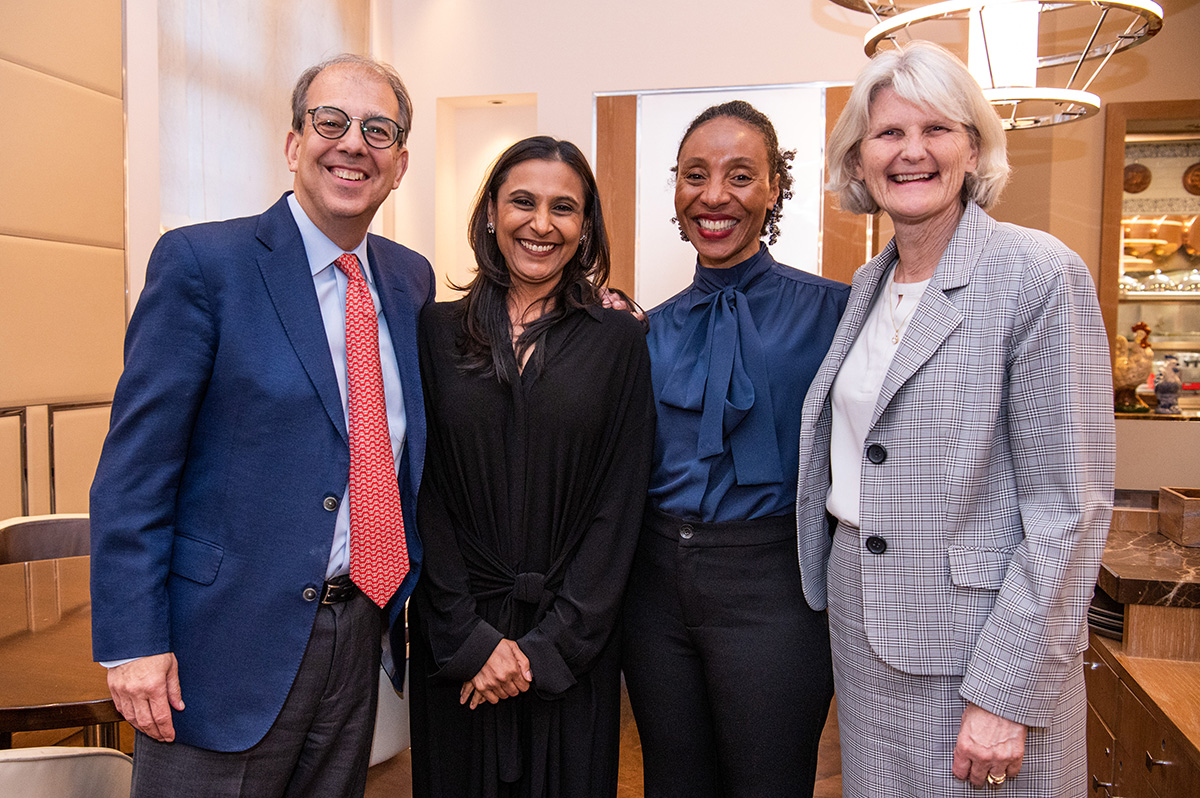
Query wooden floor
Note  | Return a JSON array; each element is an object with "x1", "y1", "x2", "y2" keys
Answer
[
  {"x1": 16, "y1": 683, "x2": 841, "y2": 797},
  {"x1": 366, "y1": 687, "x2": 843, "y2": 798}
]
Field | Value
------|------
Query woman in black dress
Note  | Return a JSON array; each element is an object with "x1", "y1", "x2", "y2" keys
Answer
[{"x1": 408, "y1": 136, "x2": 655, "y2": 798}]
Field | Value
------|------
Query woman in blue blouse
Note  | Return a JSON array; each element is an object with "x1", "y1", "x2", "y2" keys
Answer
[{"x1": 621, "y1": 100, "x2": 849, "y2": 798}]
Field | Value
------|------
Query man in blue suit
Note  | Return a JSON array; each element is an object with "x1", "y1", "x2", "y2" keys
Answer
[{"x1": 89, "y1": 53, "x2": 434, "y2": 797}]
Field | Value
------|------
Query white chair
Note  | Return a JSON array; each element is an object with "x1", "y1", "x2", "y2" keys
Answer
[
  {"x1": 369, "y1": 661, "x2": 410, "y2": 766},
  {"x1": 0, "y1": 746, "x2": 132, "y2": 798}
]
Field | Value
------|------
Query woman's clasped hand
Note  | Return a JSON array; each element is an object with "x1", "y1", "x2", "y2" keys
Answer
[{"x1": 460, "y1": 638, "x2": 533, "y2": 709}]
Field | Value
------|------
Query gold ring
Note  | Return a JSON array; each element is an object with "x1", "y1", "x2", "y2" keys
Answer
[{"x1": 986, "y1": 773, "x2": 1006, "y2": 786}]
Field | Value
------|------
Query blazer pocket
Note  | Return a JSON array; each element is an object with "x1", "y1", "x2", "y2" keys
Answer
[
  {"x1": 170, "y1": 534, "x2": 224, "y2": 585},
  {"x1": 947, "y1": 545, "x2": 1014, "y2": 591}
]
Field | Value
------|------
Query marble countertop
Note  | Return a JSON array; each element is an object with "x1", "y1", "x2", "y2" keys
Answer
[{"x1": 1099, "y1": 527, "x2": 1200, "y2": 607}]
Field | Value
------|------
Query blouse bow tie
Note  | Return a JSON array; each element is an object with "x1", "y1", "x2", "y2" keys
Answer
[{"x1": 658, "y1": 252, "x2": 783, "y2": 486}]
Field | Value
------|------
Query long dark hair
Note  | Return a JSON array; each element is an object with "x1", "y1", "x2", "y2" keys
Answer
[{"x1": 457, "y1": 136, "x2": 611, "y2": 382}]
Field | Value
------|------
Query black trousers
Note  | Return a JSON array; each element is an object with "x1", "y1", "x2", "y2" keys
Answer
[
  {"x1": 131, "y1": 589, "x2": 382, "y2": 798},
  {"x1": 622, "y1": 510, "x2": 834, "y2": 798}
]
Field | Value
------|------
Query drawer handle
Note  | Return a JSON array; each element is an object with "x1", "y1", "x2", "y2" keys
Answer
[
  {"x1": 1086, "y1": 661, "x2": 1103, "y2": 671},
  {"x1": 1144, "y1": 751, "x2": 1171, "y2": 769},
  {"x1": 1092, "y1": 774, "x2": 1114, "y2": 790}
]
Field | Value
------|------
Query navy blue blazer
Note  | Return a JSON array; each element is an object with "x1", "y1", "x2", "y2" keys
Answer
[{"x1": 90, "y1": 193, "x2": 435, "y2": 752}]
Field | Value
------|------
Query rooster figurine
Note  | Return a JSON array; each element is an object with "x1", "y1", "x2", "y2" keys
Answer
[{"x1": 1112, "y1": 321, "x2": 1154, "y2": 412}]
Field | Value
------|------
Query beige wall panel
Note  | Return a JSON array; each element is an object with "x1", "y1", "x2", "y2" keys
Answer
[
  {"x1": 0, "y1": 0, "x2": 122, "y2": 97},
  {"x1": 0, "y1": 235, "x2": 125, "y2": 406},
  {"x1": 0, "y1": 61, "x2": 123, "y2": 248},
  {"x1": 51, "y1": 405, "x2": 111, "y2": 514},
  {"x1": 0, "y1": 414, "x2": 24, "y2": 520},
  {"x1": 1114, "y1": 418, "x2": 1200, "y2": 492}
]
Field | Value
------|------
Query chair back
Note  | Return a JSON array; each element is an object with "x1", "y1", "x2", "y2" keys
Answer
[
  {"x1": 0, "y1": 514, "x2": 90, "y2": 564},
  {"x1": 370, "y1": 660, "x2": 410, "y2": 766},
  {"x1": 0, "y1": 746, "x2": 132, "y2": 798}
]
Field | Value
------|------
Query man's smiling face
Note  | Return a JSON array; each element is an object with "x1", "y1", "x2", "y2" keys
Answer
[{"x1": 285, "y1": 63, "x2": 408, "y2": 250}]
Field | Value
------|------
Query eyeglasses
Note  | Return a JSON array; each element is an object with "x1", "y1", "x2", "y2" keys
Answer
[{"x1": 306, "y1": 106, "x2": 404, "y2": 149}]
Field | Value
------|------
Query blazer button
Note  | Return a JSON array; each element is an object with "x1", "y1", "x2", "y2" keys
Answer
[
  {"x1": 866, "y1": 444, "x2": 888, "y2": 464},
  {"x1": 679, "y1": 524, "x2": 694, "y2": 540},
  {"x1": 302, "y1": 586, "x2": 319, "y2": 602},
  {"x1": 865, "y1": 535, "x2": 888, "y2": 555},
  {"x1": 323, "y1": 495, "x2": 339, "y2": 512}
]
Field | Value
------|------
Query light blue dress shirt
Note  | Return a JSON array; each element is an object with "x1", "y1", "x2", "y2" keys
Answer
[{"x1": 286, "y1": 193, "x2": 407, "y2": 580}]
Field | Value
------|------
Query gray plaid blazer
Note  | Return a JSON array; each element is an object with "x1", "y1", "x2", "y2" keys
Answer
[{"x1": 796, "y1": 202, "x2": 1115, "y2": 727}]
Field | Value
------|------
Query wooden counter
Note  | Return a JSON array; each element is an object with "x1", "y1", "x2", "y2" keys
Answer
[
  {"x1": 1087, "y1": 634, "x2": 1200, "y2": 798},
  {"x1": 1087, "y1": 510, "x2": 1200, "y2": 796},
  {"x1": 1100, "y1": 528, "x2": 1200, "y2": 609},
  {"x1": 1098, "y1": 523, "x2": 1200, "y2": 661}
]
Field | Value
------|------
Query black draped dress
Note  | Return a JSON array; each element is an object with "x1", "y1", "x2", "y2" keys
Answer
[{"x1": 409, "y1": 300, "x2": 655, "y2": 798}]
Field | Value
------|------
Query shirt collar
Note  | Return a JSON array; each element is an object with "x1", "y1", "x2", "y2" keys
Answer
[
  {"x1": 287, "y1": 192, "x2": 373, "y2": 285},
  {"x1": 691, "y1": 244, "x2": 773, "y2": 297}
]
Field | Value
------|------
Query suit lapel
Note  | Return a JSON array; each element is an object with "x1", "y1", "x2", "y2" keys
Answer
[
  {"x1": 368, "y1": 238, "x2": 414, "y2": 360},
  {"x1": 795, "y1": 239, "x2": 898, "y2": 494},
  {"x1": 255, "y1": 196, "x2": 349, "y2": 444},
  {"x1": 808, "y1": 239, "x2": 898, "y2": 423},
  {"x1": 870, "y1": 288, "x2": 962, "y2": 427},
  {"x1": 832, "y1": 240, "x2": 897, "y2": 366},
  {"x1": 368, "y1": 237, "x2": 425, "y2": 487},
  {"x1": 870, "y1": 203, "x2": 993, "y2": 427}
]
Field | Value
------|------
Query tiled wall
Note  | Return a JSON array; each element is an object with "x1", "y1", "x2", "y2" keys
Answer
[{"x1": 0, "y1": 0, "x2": 125, "y2": 517}]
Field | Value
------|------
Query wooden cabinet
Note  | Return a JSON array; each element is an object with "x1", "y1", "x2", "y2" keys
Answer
[
  {"x1": 1086, "y1": 635, "x2": 1200, "y2": 798},
  {"x1": 1113, "y1": 740, "x2": 1159, "y2": 798},
  {"x1": 1117, "y1": 682, "x2": 1199, "y2": 798},
  {"x1": 1087, "y1": 703, "x2": 1117, "y2": 796}
]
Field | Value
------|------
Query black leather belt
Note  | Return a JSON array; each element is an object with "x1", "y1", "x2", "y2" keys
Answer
[{"x1": 320, "y1": 575, "x2": 358, "y2": 605}]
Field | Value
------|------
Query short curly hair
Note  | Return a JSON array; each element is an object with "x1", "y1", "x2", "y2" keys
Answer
[
  {"x1": 826, "y1": 41, "x2": 1010, "y2": 215},
  {"x1": 674, "y1": 100, "x2": 795, "y2": 244}
]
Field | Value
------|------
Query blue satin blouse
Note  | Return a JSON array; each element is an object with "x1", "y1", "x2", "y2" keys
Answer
[{"x1": 647, "y1": 245, "x2": 849, "y2": 522}]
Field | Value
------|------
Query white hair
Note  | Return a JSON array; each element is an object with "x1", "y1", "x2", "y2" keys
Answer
[{"x1": 826, "y1": 41, "x2": 1010, "y2": 215}]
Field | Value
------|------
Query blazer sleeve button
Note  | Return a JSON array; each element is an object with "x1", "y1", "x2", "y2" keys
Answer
[
  {"x1": 302, "y1": 586, "x2": 319, "y2": 602},
  {"x1": 866, "y1": 444, "x2": 888, "y2": 464},
  {"x1": 323, "y1": 495, "x2": 339, "y2": 511},
  {"x1": 865, "y1": 535, "x2": 888, "y2": 555}
]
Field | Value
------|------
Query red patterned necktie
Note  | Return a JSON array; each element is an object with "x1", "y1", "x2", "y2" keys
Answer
[{"x1": 334, "y1": 253, "x2": 409, "y2": 607}]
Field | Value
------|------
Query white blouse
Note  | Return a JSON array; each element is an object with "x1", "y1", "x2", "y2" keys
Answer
[{"x1": 825, "y1": 270, "x2": 931, "y2": 528}]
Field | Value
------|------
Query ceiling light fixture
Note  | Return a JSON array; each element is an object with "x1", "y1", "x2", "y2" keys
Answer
[{"x1": 831, "y1": 0, "x2": 1164, "y2": 129}]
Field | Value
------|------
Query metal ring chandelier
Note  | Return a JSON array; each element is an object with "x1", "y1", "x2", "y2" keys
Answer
[{"x1": 831, "y1": 0, "x2": 1164, "y2": 129}]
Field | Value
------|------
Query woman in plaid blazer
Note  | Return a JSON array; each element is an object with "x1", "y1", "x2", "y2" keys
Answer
[{"x1": 797, "y1": 42, "x2": 1114, "y2": 797}]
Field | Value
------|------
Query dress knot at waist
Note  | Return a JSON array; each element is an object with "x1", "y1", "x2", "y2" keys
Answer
[{"x1": 512, "y1": 571, "x2": 546, "y2": 604}]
